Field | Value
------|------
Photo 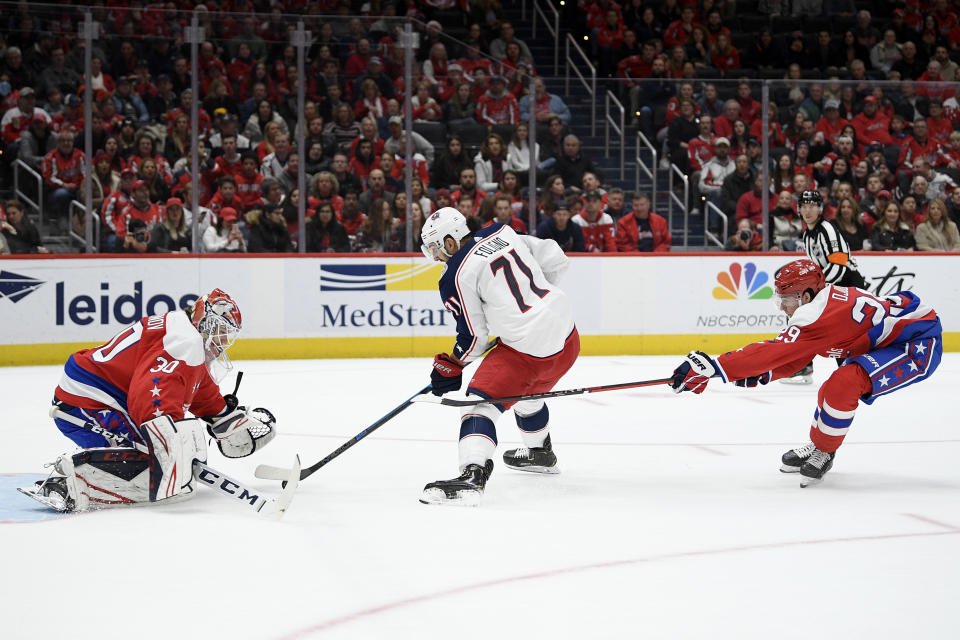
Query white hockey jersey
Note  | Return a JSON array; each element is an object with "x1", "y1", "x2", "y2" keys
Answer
[{"x1": 438, "y1": 223, "x2": 575, "y2": 362}]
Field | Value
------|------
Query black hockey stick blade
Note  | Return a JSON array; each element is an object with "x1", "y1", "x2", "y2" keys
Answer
[
  {"x1": 255, "y1": 385, "x2": 433, "y2": 484},
  {"x1": 412, "y1": 377, "x2": 675, "y2": 407}
]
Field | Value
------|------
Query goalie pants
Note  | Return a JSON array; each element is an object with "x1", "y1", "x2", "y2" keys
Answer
[
  {"x1": 811, "y1": 333, "x2": 942, "y2": 453},
  {"x1": 52, "y1": 399, "x2": 141, "y2": 448}
]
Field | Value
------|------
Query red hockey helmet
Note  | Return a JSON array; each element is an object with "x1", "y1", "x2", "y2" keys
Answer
[
  {"x1": 773, "y1": 259, "x2": 825, "y2": 314},
  {"x1": 190, "y1": 288, "x2": 242, "y2": 378}
]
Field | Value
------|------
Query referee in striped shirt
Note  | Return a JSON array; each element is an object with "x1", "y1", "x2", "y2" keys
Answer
[
  {"x1": 798, "y1": 190, "x2": 867, "y2": 289},
  {"x1": 781, "y1": 190, "x2": 869, "y2": 384}
]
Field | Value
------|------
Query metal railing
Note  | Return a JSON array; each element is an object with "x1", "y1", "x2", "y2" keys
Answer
[
  {"x1": 635, "y1": 130, "x2": 657, "y2": 215},
  {"x1": 532, "y1": 0, "x2": 560, "y2": 75},
  {"x1": 603, "y1": 91, "x2": 626, "y2": 181},
  {"x1": 703, "y1": 201, "x2": 729, "y2": 249},
  {"x1": 12, "y1": 159, "x2": 44, "y2": 231},
  {"x1": 69, "y1": 199, "x2": 100, "y2": 252},
  {"x1": 564, "y1": 33, "x2": 596, "y2": 137},
  {"x1": 667, "y1": 162, "x2": 690, "y2": 250}
]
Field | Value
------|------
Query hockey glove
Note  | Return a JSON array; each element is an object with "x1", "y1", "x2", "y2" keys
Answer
[
  {"x1": 734, "y1": 371, "x2": 771, "y2": 388},
  {"x1": 430, "y1": 353, "x2": 464, "y2": 396},
  {"x1": 207, "y1": 407, "x2": 277, "y2": 458},
  {"x1": 670, "y1": 351, "x2": 718, "y2": 394}
]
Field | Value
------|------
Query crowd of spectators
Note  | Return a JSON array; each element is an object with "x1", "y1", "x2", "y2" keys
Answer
[
  {"x1": 596, "y1": 0, "x2": 960, "y2": 251},
  {"x1": 1, "y1": 1, "x2": 959, "y2": 256},
  {"x1": 0, "y1": 1, "x2": 660, "y2": 254}
]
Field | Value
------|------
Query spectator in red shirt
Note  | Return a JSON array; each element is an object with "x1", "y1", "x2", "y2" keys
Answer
[
  {"x1": 734, "y1": 80, "x2": 761, "y2": 126},
  {"x1": 851, "y1": 95, "x2": 893, "y2": 146},
  {"x1": 664, "y1": 6, "x2": 697, "y2": 47},
  {"x1": 486, "y1": 194, "x2": 528, "y2": 234},
  {"x1": 572, "y1": 190, "x2": 617, "y2": 252},
  {"x1": 926, "y1": 100, "x2": 953, "y2": 143},
  {"x1": 710, "y1": 33, "x2": 740, "y2": 72},
  {"x1": 597, "y1": 8, "x2": 626, "y2": 78},
  {"x1": 234, "y1": 153, "x2": 265, "y2": 213},
  {"x1": 816, "y1": 99, "x2": 850, "y2": 147},
  {"x1": 475, "y1": 76, "x2": 520, "y2": 126},
  {"x1": 917, "y1": 60, "x2": 954, "y2": 102},
  {"x1": 615, "y1": 193, "x2": 671, "y2": 252},
  {"x1": 735, "y1": 173, "x2": 772, "y2": 230},
  {"x1": 41, "y1": 129, "x2": 85, "y2": 228},
  {"x1": 713, "y1": 99, "x2": 740, "y2": 139},
  {"x1": 899, "y1": 118, "x2": 941, "y2": 171},
  {"x1": 118, "y1": 180, "x2": 163, "y2": 240},
  {"x1": 209, "y1": 176, "x2": 243, "y2": 215}
]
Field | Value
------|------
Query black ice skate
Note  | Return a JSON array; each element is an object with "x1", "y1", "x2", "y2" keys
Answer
[
  {"x1": 419, "y1": 459, "x2": 494, "y2": 506},
  {"x1": 780, "y1": 363, "x2": 813, "y2": 385},
  {"x1": 502, "y1": 434, "x2": 560, "y2": 474},
  {"x1": 17, "y1": 476, "x2": 74, "y2": 512},
  {"x1": 780, "y1": 441, "x2": 818, "y2": 473},
  {"x1": 799, "y1": 449, "x2": 836, "y2": 487}
]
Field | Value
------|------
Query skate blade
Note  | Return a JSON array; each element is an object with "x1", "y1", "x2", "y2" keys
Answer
[
  {"x1": 780, "y1": 464, "x2": 801, "y2": 473},
  {"x1": 17, "y1": 486, "x2": 70, "y2": 512},
  {"x1": 779, "y1": 375, "x2": 812, "y2": 386},
  {"x1": 504, "y1": 464, "x2": 561, "y2": 475},
  {"x1": 799, "y1": 476, "x2": 824, "y2": 488},
  {"x1": 418, "y1": 487, "x2": 483, "y2": 507}
]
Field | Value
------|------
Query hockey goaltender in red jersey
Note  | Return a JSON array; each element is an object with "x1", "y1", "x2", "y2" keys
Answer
[
  {"x1": 19, "y1": 289, "x2": 279, "y2": 512},
  {"x1": 670, "y1": 259, "x2": 943, "y2": 487}
]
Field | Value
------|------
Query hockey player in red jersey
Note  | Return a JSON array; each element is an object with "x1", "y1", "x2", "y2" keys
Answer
[
  {"x1": 670, "y1": 259, "x2": 942, "y2": 487},
  {"x1": 20, "y1": 289, "x2": 278, "y2": 512}
]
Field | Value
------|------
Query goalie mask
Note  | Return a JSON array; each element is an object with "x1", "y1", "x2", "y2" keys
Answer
[
  {"x1": 190, "y1": 288, "x2": 242, "y2": 381},
  {"x1": 420, "y1": 207, "x2": 470, "y2": 261},
  {"x1": 773, "y1": 259, "x2": 825, "y2": 316}
]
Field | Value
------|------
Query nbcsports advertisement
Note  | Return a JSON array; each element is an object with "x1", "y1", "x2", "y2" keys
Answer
[{"x1": 1, "y1": 254, "x2": 958, "y2": 364}]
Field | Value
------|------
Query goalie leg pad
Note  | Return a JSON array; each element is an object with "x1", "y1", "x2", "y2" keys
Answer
[
  {"x1": 139, "y1": 416, "x2": 207, "y2": 502},
  {"x1": 54, "y1": 447, "x2": 150, "y2": 511}
]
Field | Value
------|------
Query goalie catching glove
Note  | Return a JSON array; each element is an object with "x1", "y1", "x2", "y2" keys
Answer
[
  {"x1": 207, "y1": 406, "x2": 277, "y2": 458},
  {"x1": 670, "y1": 351, "x2": 719, "y2": 394}
]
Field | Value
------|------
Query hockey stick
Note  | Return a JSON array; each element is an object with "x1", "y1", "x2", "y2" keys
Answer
[
  {"x1": 410, "y1": 376, "x2": 675, "y2": 407},
  {"x1": 48, "y1": 407, "x2": 300, "y2": 519},
  {"x1": 254, "y1": 384, "x2": 433, "y2": 483}
]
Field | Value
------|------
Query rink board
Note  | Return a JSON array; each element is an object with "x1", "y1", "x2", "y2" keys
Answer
[{"x1": 1, "y1": 253, "x2": 958, "y2": 365}]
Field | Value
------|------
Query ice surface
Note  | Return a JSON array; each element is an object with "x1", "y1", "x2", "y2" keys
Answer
[{"x1": 1, "y1": 355, "x2": 958, "y2": 639}]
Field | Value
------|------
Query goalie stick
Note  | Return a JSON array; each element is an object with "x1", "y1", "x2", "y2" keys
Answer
[
  {"x1": 46, "y1": 407, "x2": 300, "y2": 519},
  {"x1": 255, "y1": 385, "x2": 433, "y2": 484},
  {"x1": 410, "y1": 376, "x2": 675, "y2": 407}
]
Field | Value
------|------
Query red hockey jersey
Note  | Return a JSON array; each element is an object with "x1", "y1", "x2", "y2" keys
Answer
[
  {"x1": 716, "y1": 286, "x2": 939, "y2": 383},
  {"x1": 55, "y1": 312, "x2": 227, "y2": 427}
]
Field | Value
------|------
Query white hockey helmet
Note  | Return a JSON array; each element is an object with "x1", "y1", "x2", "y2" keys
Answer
[{"x1": 420, "y1": 206, "x2": 471, "y2": 260}]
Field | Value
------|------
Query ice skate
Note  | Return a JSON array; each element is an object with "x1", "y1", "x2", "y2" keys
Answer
[
  {"x1": 799, "y1": 449, "x2": 835, "y2": 487},
  {"x1": 780, "y1": 363, "x2": 813, "y2": 385},
  {"x1": 502, "y1": 434, "x2": 560, "y2": 474},
  {"x1": 780, "y1": 441, "x2": 817, "y2": 473},
  {"x1": 17, "y1": 475, "x2": 74, "y2": 512},
  {"x1": 420, "y1": 460, "x2": 494, "y2": 506}
]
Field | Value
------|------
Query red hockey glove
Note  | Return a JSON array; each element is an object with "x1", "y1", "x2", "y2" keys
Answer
[
  {"x1": 430, "y1": 353, "x2": 464, "y2": 396},
  {"x1": 670, "y1": 351, "x2": 718, "y2": 394}
]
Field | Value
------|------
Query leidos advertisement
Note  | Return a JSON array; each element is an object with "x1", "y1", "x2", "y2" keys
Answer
[{"x1": 1, "y1": 255, "x2": 957, "y2": 363}]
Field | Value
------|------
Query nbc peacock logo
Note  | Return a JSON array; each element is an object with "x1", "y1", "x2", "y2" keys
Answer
[{"x1": 712, "y1": 262, "x2": 773, "y2": 300}]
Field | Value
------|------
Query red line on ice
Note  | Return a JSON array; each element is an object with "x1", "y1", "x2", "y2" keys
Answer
[{"x1": 279, "y1": 528, "x2": 960, "y2": 638}]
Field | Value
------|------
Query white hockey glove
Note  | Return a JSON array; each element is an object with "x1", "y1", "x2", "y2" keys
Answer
[
  {"x1": 207, "y1": 407, "x2": 277, "y2": 458},
  {"x1": 670, "y1": 351, "x2": 718, "y2": 394}
]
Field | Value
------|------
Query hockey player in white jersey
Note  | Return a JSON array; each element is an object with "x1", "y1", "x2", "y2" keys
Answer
[{"x1": 419, "y1": 207, "x2": 580, "y2": 505}]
